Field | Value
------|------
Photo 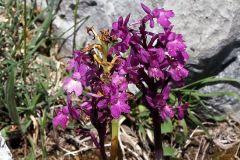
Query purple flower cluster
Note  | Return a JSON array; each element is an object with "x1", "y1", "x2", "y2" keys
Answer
[
  {"x1": 53, "y1": 42, "x2": 130, "y2": 129},
  {"x1": 110, "y1": 3, "x2": 189, "y2": 121}
]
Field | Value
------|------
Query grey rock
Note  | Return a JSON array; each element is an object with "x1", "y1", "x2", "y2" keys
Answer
[
  {"x1": 0, "y1": 133, "x2": 12, "y2": 160},
  {"x1": 200, "y1": 52, "x2": 240, "y2": 114},
  {"x1": 52, "y1": 0, "x2": 164, "y2": 56}
]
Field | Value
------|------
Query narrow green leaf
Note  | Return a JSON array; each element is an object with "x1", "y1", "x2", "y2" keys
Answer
[
  {"x1": 188, "y1": 110, "x2": 210, "y2": 137},
  {"x1": 178, "y1": 76, "x2": 240, "y2": 90},
  {"x1": 208, "y1": 115, "x2": 226, "y2": 122},
  {"x1": 179, "y1": 119, "x2": 188, "y2": 136},
  {"x1": 5, "y1": 66, "x2": 20, "y2": 126}
]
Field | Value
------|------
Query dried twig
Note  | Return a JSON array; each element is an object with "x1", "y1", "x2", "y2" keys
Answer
[
  {"x1": 234, "y1": 142, "x2": 240, "y2": 159},
  {"x1": 60, "y1": 143, "x2": 111, "y2": 157},
  {"x1": 201, "y1": 142, "x2": 209, "y2": 160},
  {"x1": 195, "y1": 137, "x2": 203, "y2": 160},
  {"x1": 124, "y1": 146, "x2": 143, "y2": 160}
]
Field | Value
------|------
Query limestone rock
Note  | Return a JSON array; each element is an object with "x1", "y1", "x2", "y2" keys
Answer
[{"x1": 0, "y1": 133, "x2": 12, "y2": 160}]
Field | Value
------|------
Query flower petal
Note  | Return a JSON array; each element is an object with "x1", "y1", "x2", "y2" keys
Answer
[
  {"x1": 63, "y1": 77, "x2": 83, "y2": 96},
  {"x1": 53, "y1": 113, "x2": 69, "y2": 128}
]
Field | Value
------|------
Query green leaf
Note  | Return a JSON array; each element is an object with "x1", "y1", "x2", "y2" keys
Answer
[
  {"x1": 138, "y1": 104, "x2": 147, "y2": 112},
  {"x1": 208, "y1": 115, "x2": 226, "y2": 122},
  {"x1": 163, "y1": 146, "x2": 176, "y2": 157},
  {"x1": 179, "y1": 119, "x2": 188, "y2": 136},
  {"x1": 161, "y1": 119, "x2": 173, "y2": 134},
  {"x1": 25, "y1": 136, "x2": 36, "y2": 160},
  {"x1": 30, "y1": 94, "x2": 40, "y2": 110},
  {"x1": 188, "y1": 110, "x2": 210, "y2": 137},
  {"x1": 179, "y1": 76, "x2": 240, "y2": 90},
  {"x1": 5, "y1": 65, "x2": 21, "y2": 127}
]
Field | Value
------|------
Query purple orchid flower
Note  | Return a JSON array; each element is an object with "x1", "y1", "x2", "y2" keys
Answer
[
  {"x1": 53, "y1": 96, "x2": 80, "y2": 128},
  {"x1": 177, "y1": 103, "x2": 189, "y2": 120},
  {"x1": 63, "y1": 77, "x2": 83, "y2": 97},
  {"x1": 160, "y1": 104, "x2": 175, "y2": 121},
  {"x1": 141, "y1": 3, "x2": 174, "y2": 28},
  {"x1": 169, "y1": 61, "x2": 189, "y2": 82},
  {"x1": 52, "y1": 106, "x2": 69, "y2": 128}
]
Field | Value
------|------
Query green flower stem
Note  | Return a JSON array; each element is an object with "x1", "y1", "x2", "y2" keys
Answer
[{"x1": 110, "y1": 119, "x2": 119, "y2": 160}]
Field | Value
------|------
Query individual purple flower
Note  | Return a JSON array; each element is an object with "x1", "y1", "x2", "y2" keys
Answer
[
  {"x1": 148, "y1": 48, "x2": 165, "y2": 64},
  {"x1": 169, "y1": 62, "x2": 188, "y2": 81},
  {"x1": 148, "y1": 67, "x2": 164, "y2": 79},
  {"x1": 110, "y1": 92, "x2": 130, "y2": 119},
  {"x1": 141, "y1": 3, "x2": 174, "y2": 28},
  {"x1": 145, "y1": 85, "x2": 170, "y2": 109},
  {"x1": 156, "y1": 9, "x2": 174, "y2": 28},
  {"x1": 166, "y1": 33, "x2": 187, "y2": 58},
  {"x1": 66, "y1": 96, "x2": 80, "y2": 119},
  {"x1": 177, "y1": 103, "x2": 189, "y2": 120},
  {"x1": 53, "y1": 97, "x2": 80, "y2": 128},
  {"x1": 66, "y1": 59, "x2": 76, "y2": 71},
  {"x1": 137, "y1": 48, "x2": 150, "y2": 63},
  {"x1": 112, "y1": 73, "x2": 128, "y2": 91},
  {"x1": 160, "y1": 104, "x2": 175, "y2": 120},
  {"x1": 63, "y1": 77, "x2": 83, "y2": 96},
  {"x1": 110, "y1": 14, "x2": 132, "y2": 54},
  {"x1": 111, "y1": 101, "x2": 130, "y2": 119},
  {"x1": 53, "y1": 106, "x2": 69, "y2": 128},
  {"x1": 111, "y1": 14, "x2": 130, "y2": 39},
  {"x1": 141, "y1": 3, "x2": 160, "y2": 28},
  {"x1": 96, "y1": 82, "x2": 130, "y2": 119}
]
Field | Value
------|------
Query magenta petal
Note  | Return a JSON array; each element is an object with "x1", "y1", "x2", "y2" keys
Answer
[
  {"x1": 69, "y1": 107, "x2": 80, "y2": 119},
  {"x1": 124, "y1": 14, "x2": 131, "y2": 26},
  {"x1": 150, "y1": 19, "x2": 154, "y2": 28},
  {"x1": 177, "y1": 103, "x2": 189, "y2": 120},
  {"x1": 141, "y1": 3, "x2": 151, "y2": 14},
  {"x1": 158, "y1": 17, "x2": 171, "y2": 28},
  {"x1": 160, "y1": 105, "x2": 175, "y2": 121},
  {"x1": 62, "y1": 106, "x2": 69, "y2": 114},
  {"x1": 152, "y1": 8, "x2": 160, "y2": 17},
  {"x1": 72, "y1": 72, "x2": 81, "y2": 80},
  {"x1": 53, "y1": 113, "x2": 69, "y2": 128},
  {"x1": 148, "y1": 67, "x2": 164, "y2": 79},
  {"x1": 139, "y1": 48, "x2": 150, "y2": 63},
  {"x1": 66, "y1": 59, "x2": 75, "y2": 71},
  {"x1": 87, "y1": 92, "x2": 102, "y2": 98},
  {"x1": 169, "y1": 68, "x2": 180, "y2": 81},
  {"x1": 162, "y1": 85, "x2": 170, "y2": 100},
  {"x1": 118, "y1": 16, "x2": 124, "y2": 27},
  {"x1": 63, "y1": 77, "x2": 83, "y2": 96},
  {"x1": 156, "y1": 48, "x2": 165, "y2": 63},
  {"x1": 142, "y1": 15, "x2": 151, "y2": 23},
  {"x1": 97, "y1": 99, "x2": 108, "y2": 109},
  {"x1": 145, "y1": 95, "x2": 154, "y2": 107},
  {"x1": 111, "y1": 102, "x2": 130, "y2": 119},
  {"x1": 179, "y1": 66, "x2": 189, "y2": 78},
  {"x1": 112, "y1": 21, "x2": 119, "y2": 30},
  {"x1": 165, "y1": 10, "x2": 175, "y2": 18},
  {"x1": 111, "y1": 106, "x2": 121, "y2": 119},
  {"x1": 182, "y1": 51, "x2": 190, "y2": 61}
]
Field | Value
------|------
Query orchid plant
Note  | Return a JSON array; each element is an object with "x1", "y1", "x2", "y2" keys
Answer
[{"x1": 53, "y1": 3, "x2": 189, "y2": 160}]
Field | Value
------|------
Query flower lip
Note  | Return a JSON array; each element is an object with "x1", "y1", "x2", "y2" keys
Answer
[{"x1": 63, "y1": 77, "x2": 83, "y2": 97}]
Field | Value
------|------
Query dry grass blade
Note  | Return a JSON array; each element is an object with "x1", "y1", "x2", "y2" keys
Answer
[{"x1": 30, "y1": 115, "x2": 39, "y2": 145}]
